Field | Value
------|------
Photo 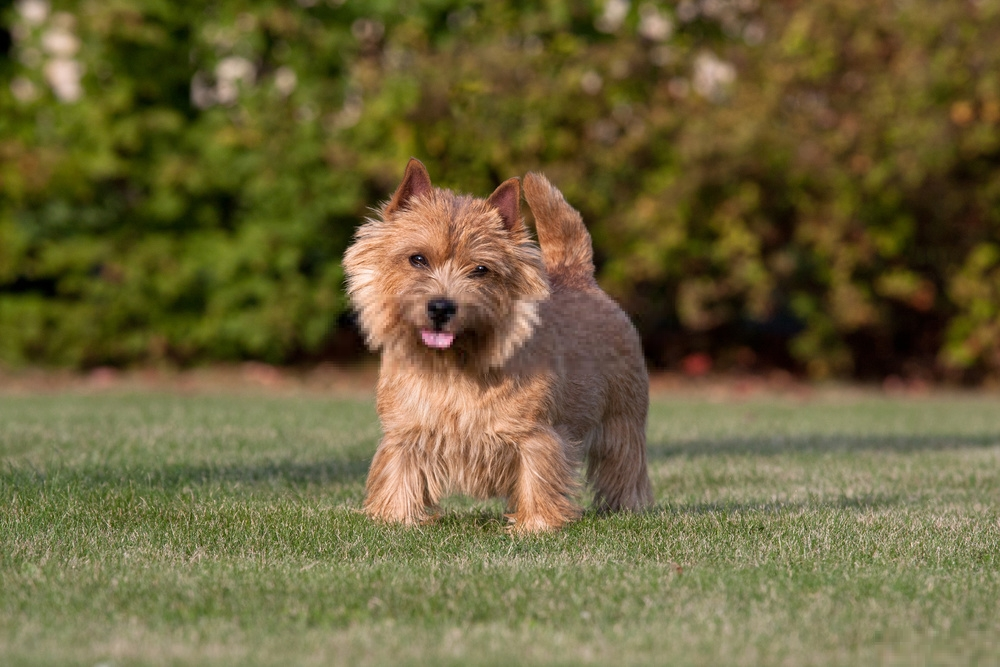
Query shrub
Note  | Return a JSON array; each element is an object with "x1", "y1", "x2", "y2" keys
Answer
[{"x1": 1, "y1": 0, "x2": 999, "y2": 381}]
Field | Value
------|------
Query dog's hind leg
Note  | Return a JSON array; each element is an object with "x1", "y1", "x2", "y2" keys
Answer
[{"x1": 587, "y1": 389, "x2": 653, "y2": 513}]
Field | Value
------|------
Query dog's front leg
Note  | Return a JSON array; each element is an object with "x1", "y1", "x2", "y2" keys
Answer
[
  {"x1": 506, "y1": 427, "x2": 582, "y2": 534},
  {"x1": 363, "y1": 433, "x2": 436, "y2": 525}
]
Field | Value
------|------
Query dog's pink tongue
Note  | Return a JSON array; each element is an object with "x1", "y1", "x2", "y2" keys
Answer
[{"x1": 421, "y1": 330, "x2": 455, "y2": 349}]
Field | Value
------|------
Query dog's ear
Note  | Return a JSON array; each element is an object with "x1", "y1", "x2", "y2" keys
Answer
[
  {"x1": 384, "y1": 158, "x2": 433, "y2": 217},
  {"x1": 487, "y1": 177, "x2": 522, "y2": 233}
]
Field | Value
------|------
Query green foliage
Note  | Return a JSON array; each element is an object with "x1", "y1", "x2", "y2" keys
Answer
[{"x1": 1, "y1": 0, "x2": 1000, "y2": 379}]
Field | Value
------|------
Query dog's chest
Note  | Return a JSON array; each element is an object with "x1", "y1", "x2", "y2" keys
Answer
[{"x1": 378, "y1": 370, "x2": 538, "y2": 440}]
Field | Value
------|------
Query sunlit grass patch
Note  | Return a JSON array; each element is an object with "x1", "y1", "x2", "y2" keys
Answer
[{"x1": 2, "y1": 392, "x2": 998, "y2": 666}]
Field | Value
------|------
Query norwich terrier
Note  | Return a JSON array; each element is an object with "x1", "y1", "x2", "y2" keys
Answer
[{"x1": 343, "y1": 159, "x2": 652, "y2": 533}]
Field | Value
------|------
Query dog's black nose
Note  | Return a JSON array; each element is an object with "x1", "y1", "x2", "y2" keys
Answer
[{"x1": 427, "y1": 298, "x2": 457, "y2": 327}]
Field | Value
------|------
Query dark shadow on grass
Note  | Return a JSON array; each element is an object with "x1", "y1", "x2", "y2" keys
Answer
[
  {"x1": 7, "y1": 431, "x2": 996, "y2": 512},
  {"x1": 435, "y1": 511, "x2": 510, "y2": 531},
  {"x1": 647, "y1": 432, "x2": 1000, "y2": 460},
  {"x1": 348, "y1": 492, "x2": 904, "y2": 533},
  {"x1": 2, "y1": 456, "x2": 373, "y2": 491}
]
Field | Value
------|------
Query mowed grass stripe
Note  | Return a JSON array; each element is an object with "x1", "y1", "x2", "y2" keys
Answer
[{"x1": 1, "y1": 392, "x2": 999, "y2": 666}]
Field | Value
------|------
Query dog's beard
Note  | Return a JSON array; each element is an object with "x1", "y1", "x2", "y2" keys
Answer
[
  {"x1": 382, "y1": 292, "x2": 539, "y2": 369},
  {"x1": 403, "y1": 294, "x2": 489, "y2": 357}
]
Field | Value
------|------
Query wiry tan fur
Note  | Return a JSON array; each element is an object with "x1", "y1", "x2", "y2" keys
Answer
[{"x1": 343, "y1": 159, "x2": 653, "y2": 533}]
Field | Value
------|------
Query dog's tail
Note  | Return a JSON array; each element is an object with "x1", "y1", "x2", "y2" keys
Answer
[{"x1": 522, "y1": 172, "x2": 597, "y2": 288}]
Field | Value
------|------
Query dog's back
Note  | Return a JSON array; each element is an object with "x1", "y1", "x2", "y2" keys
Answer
[{"x1": 523, "y1": 173, "x2": 653, "y2": 512}]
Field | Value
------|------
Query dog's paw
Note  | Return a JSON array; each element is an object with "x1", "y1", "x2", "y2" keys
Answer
[
  {"x1": 504, "y1": 512, "x2": 565, "y2": 535},
  {"x1": 364, "y1": 504, "x2": 436, "y2": 527}
]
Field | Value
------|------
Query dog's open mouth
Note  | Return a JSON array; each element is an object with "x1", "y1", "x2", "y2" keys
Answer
[{"x1": 421, "y1": 330, "x2": 455, "y2": 349}]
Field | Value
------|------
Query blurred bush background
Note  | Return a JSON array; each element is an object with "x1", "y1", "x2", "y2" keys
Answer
[{"x1": 1, "y1": 0, "x2": 999, "y2": 382}]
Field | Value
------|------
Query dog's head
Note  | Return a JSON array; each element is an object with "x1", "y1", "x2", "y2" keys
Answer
[{"x1": 343, "y1": 159, "x2": 550, "y2": 369}]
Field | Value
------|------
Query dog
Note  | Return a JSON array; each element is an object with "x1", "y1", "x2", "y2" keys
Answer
[{"x1": 343, "y1": 159, "x2": 652, "y2": 533}]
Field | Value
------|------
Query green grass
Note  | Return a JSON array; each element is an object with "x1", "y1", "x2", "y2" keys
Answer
[{"x1": 2, "y1": 390, "x2": 999, "y2": 666}]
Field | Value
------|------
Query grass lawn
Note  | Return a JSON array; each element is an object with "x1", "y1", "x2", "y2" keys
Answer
[{"x1": 1, "y1": 388, "x2": 999, "y2": 666}]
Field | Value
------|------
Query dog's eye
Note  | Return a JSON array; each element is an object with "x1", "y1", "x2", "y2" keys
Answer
[
  {"x1": 409, "y1": 254, "x2": 428, "y2": 268},
  {"x1": 471, "y1": 265, "x2": 489, "y2": 277}
]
